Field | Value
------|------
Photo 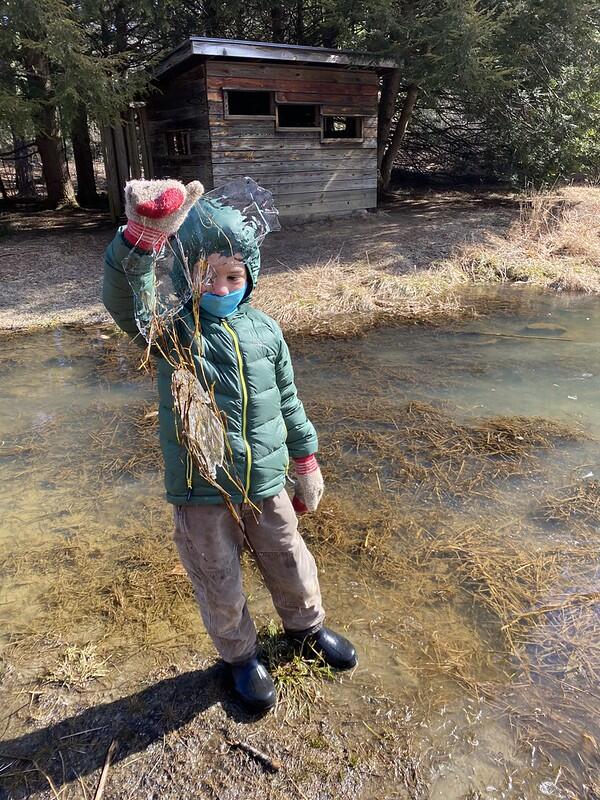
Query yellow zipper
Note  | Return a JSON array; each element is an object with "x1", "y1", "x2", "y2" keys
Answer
[{"x1": 222, "y1": 319, "x2": 252, "y2": 494}]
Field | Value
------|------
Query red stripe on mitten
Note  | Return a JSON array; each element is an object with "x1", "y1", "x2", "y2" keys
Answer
[
  {"x1": 123, "y1": 219, "x2": 168, "y2": 252},
  {"x1": 292, "y1": 454, "x2": 323, "y2": 514}
]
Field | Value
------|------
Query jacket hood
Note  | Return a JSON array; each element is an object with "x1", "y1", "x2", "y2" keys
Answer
[{"x1": 176, "y1": 196, "x2": 261, "y2": 303}]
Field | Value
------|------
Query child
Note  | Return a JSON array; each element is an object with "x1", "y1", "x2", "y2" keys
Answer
[{"x1": 103, "y1": 178, "x2": 357, "y2": 711}]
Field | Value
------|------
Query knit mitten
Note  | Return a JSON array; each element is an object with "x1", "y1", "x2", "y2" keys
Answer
[
  {"x1": 124, "y1": 179, "x2": 204, "y2": 252},
  {"x1": 292, "y1": 455, "x2": 324, "y2": 514}
]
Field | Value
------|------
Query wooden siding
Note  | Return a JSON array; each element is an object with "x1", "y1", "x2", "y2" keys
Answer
[
  {"x1": 206, "y1": 60, "x2": 378, "y2": 218},
  {"x1": 145, "y1": 64, "x2": 214, "y2": 189}
]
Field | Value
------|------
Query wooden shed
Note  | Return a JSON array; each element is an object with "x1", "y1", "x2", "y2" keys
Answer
[{"x1": 125, "y1": 37, "x2": 394, "y2": 220}]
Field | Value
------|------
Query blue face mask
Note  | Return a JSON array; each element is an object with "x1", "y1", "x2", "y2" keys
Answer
[{"x1": 199, "y1": 283, "x2": 247, "y2": 318}]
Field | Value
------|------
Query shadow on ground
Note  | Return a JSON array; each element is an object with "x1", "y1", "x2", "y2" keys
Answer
[{"x1": 0, "y1": 663, "x2": 259, "y2": 799}]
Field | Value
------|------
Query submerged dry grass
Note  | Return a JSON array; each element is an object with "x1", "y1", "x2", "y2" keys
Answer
[
  {"x1": 317, "y1": 397, "x2": 585, "y2": 506},
  {"x1": 2, "y1": 331, "x2": 600, "y2": 796},
  {"x1": 535, "y1": 479, "x2": 600, "y2": 530}
]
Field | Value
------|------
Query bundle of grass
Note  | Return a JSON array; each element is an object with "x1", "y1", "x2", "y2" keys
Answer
[{"x1": 43, "y1": 641, "x2": 110, "y2": 689}]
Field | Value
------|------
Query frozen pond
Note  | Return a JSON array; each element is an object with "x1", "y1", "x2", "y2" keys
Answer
[{"x1": 1, "y1": 286, "x2": 599, "y2": 798}]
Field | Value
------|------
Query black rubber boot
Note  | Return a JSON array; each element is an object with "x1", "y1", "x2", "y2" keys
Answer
[
  {"x1": 289, "y1": 626, "x2": 358, "y2": 670},
  {"x1": 229, "y1": 657, "x2": 276, "y2": 712}
]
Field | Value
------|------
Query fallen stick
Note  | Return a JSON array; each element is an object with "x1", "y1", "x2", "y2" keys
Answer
[
  {"x1": 226, "y1": 739, "x2": 282, "y2": 773},
  {"x1": 93, "y1": 740, "x2": 118, "y2": 800}
]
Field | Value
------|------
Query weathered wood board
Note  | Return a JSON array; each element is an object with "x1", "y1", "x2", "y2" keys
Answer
[
  {"x1": 145, "y1": 63, "x2": 214, "y2": 189},
  {"x1": 206, "y1": 59, "x2": 378, "y2": 217},
  {"x1": 143, "y1": 56, "x2": 380, "y2": 218}
]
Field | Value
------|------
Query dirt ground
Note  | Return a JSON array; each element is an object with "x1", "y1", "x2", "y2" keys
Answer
[
  {"x1": 0, "y1": 191, "x2": 517, "y2": 332},
  {"x1": 0, "y1": 653, "x2": 422, "y2": 800}
]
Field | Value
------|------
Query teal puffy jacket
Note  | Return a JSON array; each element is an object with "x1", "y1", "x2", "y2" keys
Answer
[{"x1": 102, "y1": 198, "x2": 318, "y2": 506}]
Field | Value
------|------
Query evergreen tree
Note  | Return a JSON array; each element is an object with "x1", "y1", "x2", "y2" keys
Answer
[
  {"x1": 1, "y1": 0, "x2": 598, "y2": 205},
  {"x1": 0, "y1": 0, "x2": 144, "y2": 206}
]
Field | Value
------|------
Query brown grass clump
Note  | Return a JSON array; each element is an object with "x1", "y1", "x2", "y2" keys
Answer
[
  {"x1": 43, "y1": 641, "x2": 110, "y2": 689},
  {"x1": 258, "y1": 620, "x2": 334, "y2": 720},
  {"x1": 253, "y1": 257, "x2": 466, "y2": 337},
  {"x1": 456, "y1": 186, "x2": 600, "y2": 292}
]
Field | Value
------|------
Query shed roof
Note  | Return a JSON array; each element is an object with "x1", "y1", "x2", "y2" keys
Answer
[{"x1": 154, "y1": 36, "x2": 396, "y2": 77}]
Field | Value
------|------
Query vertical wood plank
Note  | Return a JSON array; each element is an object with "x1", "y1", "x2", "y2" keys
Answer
[
  {"x1": 101, "y1": 126, "x2": 121, "y2": 220},
  {"x1": 137, "y1": 106, "x2": 154, "y2": 178},
  {"x1": 125, "y1": 108, "x2": 142, "y2": 179}
]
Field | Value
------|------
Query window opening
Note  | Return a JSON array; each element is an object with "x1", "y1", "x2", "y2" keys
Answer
[
  {"x1": 322, "y1": 116, "x2": 363, "y2": 140},
  {"x1": 277, "y1": 104, "x2": 319, "y2": 129},
  {"x1": 166, "y1": 130, "x2": 191, "y2": 156},
  {"x1": 225, "y1": 90, "x2": 274, "y2": 117}
]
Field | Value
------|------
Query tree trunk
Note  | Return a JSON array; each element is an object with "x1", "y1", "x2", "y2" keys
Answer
[
  {"x1": 271, "y1": 4, "x2": 284, "y2": 41},
  {"x1": 295, "y1": 0, "x2": 305, "y2": 44},
  {"x1": 36, "y1": 126, "x2": 76, "y2": 208},
  {"x1": 114, "y1": 2, "x2": 128, "y2": 52},
  {"x1": 26, "y1": 51, "x2": 76, "y2": 208},
  {"x1": 12, "y1": 132, "x2": 36, "y2": 197},
  {"x1": 321, "y1": 20, "x2": 339, "y2": 48},
  {"x1": 71, "y1": 104, "x2": 97, "y2": 206},
  {"x1": 204, "y1": 0, "x2": 220, "y2": 37},
  {"x1": 377, "y1": 68, "x2": 402, "y2": 171},
  {"x1": 379, "y1": 84, "x2": 419, "y2": 195}
]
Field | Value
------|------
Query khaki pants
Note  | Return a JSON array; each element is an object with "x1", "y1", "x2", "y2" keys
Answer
[{"x1": 173, "y1": 490, "x2": 325, "y2": 664}]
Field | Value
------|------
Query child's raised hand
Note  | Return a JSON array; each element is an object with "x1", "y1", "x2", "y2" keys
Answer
[
  {"x1": 292, "y1": 454, "x2": 324, "y2": 514},
  {"x1": 124, "y1": 178, "x2": 204, "y2": 252}
]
